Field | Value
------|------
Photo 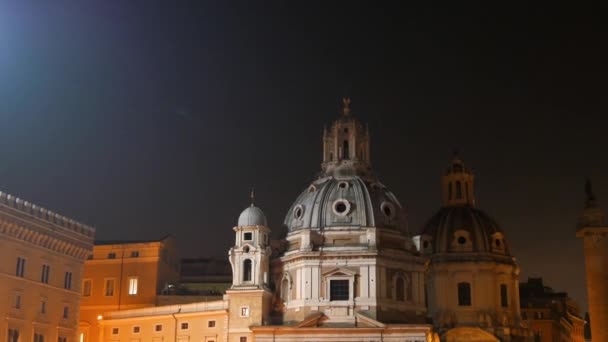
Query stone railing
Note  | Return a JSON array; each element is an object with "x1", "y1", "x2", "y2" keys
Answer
[
  {"x1": 102, "y1": 300, "x2": 229, "y2": 319},
  {"x1": 0, "y1": 190, "x2": 95, "y2": 238}
]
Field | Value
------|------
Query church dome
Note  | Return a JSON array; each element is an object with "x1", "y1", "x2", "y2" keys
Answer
[
  {"x1": 284, "y1": 175, "x2": 407, "y2": 233},
  {"x1": 238, "y1": 205, "x2": 267, "y2": 227},
  {"x1": 421, "y1": 206, "x2": 510, "y2": 255}
]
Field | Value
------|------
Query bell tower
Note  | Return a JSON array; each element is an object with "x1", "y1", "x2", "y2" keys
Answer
[
  {"x1": 226, "y1": 191, "x2": 273, "y2": 342},
  {"x1": 577, "y1": 180, "x2": 608, "y2": 342},
  {"x1": 441, "y1": 152, "x2": 475, "y2": 207}
]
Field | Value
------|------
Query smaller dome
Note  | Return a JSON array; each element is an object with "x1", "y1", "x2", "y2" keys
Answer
[{"x1": 238, "y1": 205, "x2": 267, "y2": 227}]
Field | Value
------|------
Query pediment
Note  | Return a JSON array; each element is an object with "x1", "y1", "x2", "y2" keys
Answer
[{"x1": 322, "y1": 267, "x2": 356, "y2": 277}]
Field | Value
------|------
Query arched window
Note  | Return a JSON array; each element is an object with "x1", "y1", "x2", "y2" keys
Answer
[
  {"x1": 343, "y1": 140, "x2": 349, "y2": 159},
  {"x1": 465, "y1": 182, "x2": 469, "y2": 201},
  {"x1": 243, "y1": 259, "x2": 252, "y2": 282},
  {"x1": 396, "y1": 276, "x2": 405, "y2": 301},
  {"x1": 457, "y1": 282, "x2": 471, "y2": 306},
  {"x1": 456, "y1": 181, "x2": 462, "y2": 199}
]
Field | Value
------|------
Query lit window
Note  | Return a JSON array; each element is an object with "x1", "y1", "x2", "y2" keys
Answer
[
  {"x1": 131, "y1": 251, "x2": 139, "y2": 258},
  {"x1": 208, "y1": 320, "x2": 216, "y2": 328},
  {"x1": 240, "y1": 306, "x2": 250, "y2": 317},
  {"x1": 83, "y1": 279, "x2": 92, "y2": 297},
  {"x1": 104, "y1": 279, "x2": 115, "y2": 296},
  {"x1": 330, "y1": 280, "x2": 349, "y2": 301},
  {"x1": 111, "y1": 328, "x2": 119, "y2": 335},
  {"x1": 128, "y1": 277, "x2": 138, "y2": 295},
  {"x1": 243, "y1": 232, "x2": 252, "y2": 241},
  {"x1": 155, "y1": 324, "x2": 163, "y2": 332},
  {"x1": 458, "y1": 282, "x2": 471, "y2": 306},
  {"x1": 181, "y1": 322, "x2": 189, "y2": 330},
  {"x1": 16, "y1": 257, "x2": 26, "y2": 277},
  {"x1": 41, "y1": 264, "x2": 50, "y2": 284},
  {"x1": 64, "y1": 272, "x2": 73, "y2": 289}
]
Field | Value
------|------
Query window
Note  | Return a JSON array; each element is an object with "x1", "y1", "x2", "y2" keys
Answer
[
  {"x1": 243, "y1": 232, "x2": 252, "y2": 241},
  {"x1": 330, "y1": 279, "x2": 349, "y2": 301},
  {"x1": 155, "y1": 324, "x2": 163, "y2": 332},
  {"x1": 8, "y1": 329, "x2": 19, "y2": 342},
  {"x1": 104, "y1": 279, "x2": 115, "y2": 296},
  {"x1": 41, "y1": 264, "x2": 50, "y2": 284},
  {"x1": 14, "y1": 294, "x2": 21, "y2": 309},
  {"x1": 180, "y1": 322, "x2": 189, "y2": 330},
  {"x1": 130, "y1": 251, "x2": 139, "y2": 258},
  {"x1": 111, "y1": 328, "x2": 119, "y2": 335},
  {"x1": 457, "y1": 282, "x2": 471, "y2": 306},
  {"x1": 448, "y1": 182, "x2": 452, "y2": 200},
  {"x1": 240, "y1": 337, "x2": 247, "y2": 342},
  {"x1": 128, "y1": 277, "x2": 138, "y2": 295},
  {"x1": 16, "y1": 257, "x2": 26, "y2": 277},
  {"x1": 40, "y1": 299, "x2": 46, "y2": 314},
  {"x1": 82, "y1": 279, "x2": 92, "y2": 297},
  {"x1": 34, "y1": 333, "x2": 45, "y2": 342},
  {"x1": 240, "y1": 306, "x2": 250, "y2": 317},
  {"x1": 281, "y1": 277, "x2": 290, "y2": 302},
  {"x1": 500, "y1": 284, "x2": 508, "y2": 307},
  {"x1": 208, "y1": 320, "x2": 216, "y2": 328},
  {"x1": 396, "y1": 277, "x2": 405, "y2": 301},
  {"x1": 64, "y1": 272, "x2": 73, "y2": 289},
  {"x1": 108, "y1": 252, "x2": 116, "y2": 259},
  {"x1": 243, "y1": 259, "x2": 252, "y2": 282},
  {"x1": 456, "y1": 181, "x2": 462, "y2": 199},
  {"x1": 132, "y1": 326, "x2": 140, "y2": 334},
  {"x1": 63, "y1": 306, "x2": 69, "y2": 319},
  {"x1": 58, "y1": 337, "x2": 68, "y2": 342},
  {"x1": 343, "y1": 140, "x2": 349, "y2": 159}
]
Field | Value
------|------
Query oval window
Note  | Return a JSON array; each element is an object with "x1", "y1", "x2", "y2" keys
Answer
[
  {"x1": 338, "y1": 181, "x2": 349, "y2": 189},
  {"x1": 457, "y1": 236, "x2": 467, "y2": 245},
  {"x1": 380, "y1": 201, "x2": 396, "y2": 219},
  {"x1": 293, "y1": 205, "x2": 304, "y2": 219},
  {"x1": 332, "y1": 199, "x2": 351, "y2": 216}
]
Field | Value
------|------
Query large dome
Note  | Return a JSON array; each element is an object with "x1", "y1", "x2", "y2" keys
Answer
[
  {"x1": 284, "y1": 175, "x2": 407, "y2": 233},
  {"x1": 420, "y1": 206, "x2": 511, "y2": 256}
]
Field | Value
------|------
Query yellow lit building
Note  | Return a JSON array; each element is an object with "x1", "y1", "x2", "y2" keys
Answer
[
  {"x1": 78, "y1": 236, "x2": 180, "y2": 341},
  {"x1": 0, "y1": 190, "x2": 95, "y2": 342}
]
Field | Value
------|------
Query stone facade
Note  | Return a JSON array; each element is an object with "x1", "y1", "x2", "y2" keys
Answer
[{"x1": 0, "y1": 190, "x2": 95, "y2": 342}]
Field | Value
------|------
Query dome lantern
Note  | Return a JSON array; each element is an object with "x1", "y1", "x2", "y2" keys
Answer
[{"x1": 441, "y1": 152, "x2": 475, "y2": 207}]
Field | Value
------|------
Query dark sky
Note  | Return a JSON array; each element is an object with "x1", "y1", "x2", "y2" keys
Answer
[{"x1": 0, "y1": 2, "x2": 606, "y2": 312}]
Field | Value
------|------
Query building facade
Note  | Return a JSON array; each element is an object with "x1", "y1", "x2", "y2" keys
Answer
[
  {"x1": 79, "y1": 236, "x2": 180, "y2": 341},
  {"x1": 519, "y1": 278, "x2": 585, "y2": 342},
  {"x1": 0, "y1": 190, "x2": 95, "y2": 342}
]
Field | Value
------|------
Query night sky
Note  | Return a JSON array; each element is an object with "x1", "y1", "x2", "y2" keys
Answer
[{"x1": 0, "y1": 2, "x2": 606, "y2": 312}]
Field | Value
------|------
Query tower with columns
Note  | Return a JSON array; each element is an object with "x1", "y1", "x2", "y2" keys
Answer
[{"x1": 577, "y1": 180, "x2": 608, "y2": 342}]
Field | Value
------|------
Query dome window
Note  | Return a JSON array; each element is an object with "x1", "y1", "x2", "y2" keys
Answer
[
  {"x1": 381, "y1": 201, "x2": 396, "y2": 219},
  {"x1": 293, "y1": 205, "x2": 304, "y2": 220},
  {"x1": 332, "y1": 199, "x2": 351, "y2": 216},
  {"x1": 243, "y1": 246, "x2": 250, "y2": 253},
  {"x1": 495, "y1": 239, "x2": 501, "y2": 248},
  {"x1": 308, "y1": 185, "x2": 317, "y2": 193},
  {"x1": 423, "y1": 241, "x2": 429, "y2": 249},
  {"x1": 338, "y1": 181, "x2": 349, "y2": 190},
  {"x1": 457, "y1": 236, "x2": 467, "y2": 245}
]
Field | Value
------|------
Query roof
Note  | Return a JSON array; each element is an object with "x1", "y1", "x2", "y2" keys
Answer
[{"x1": 95, "y1": 234, "x2": 173, "y2": 246}]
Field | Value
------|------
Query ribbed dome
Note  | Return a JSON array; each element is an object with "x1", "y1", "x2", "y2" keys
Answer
[
  {"x1": 284, "y1": 175, "x2": 407, "y2": 233},
  {"x1": 238, "y1": 205, "x2": 267, "y2": 227},
  {"x1": 421, "y1": 206, "x2": 510, "y2": 255}
]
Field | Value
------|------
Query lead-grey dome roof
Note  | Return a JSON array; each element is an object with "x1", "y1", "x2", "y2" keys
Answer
[
  {"x1": 238, "y1": 205, "x2": 267, "y2": 227},
  {"x1": 284, "y1": 175, "x2": 407, "y2": 233},
  {"x1": 421, "y1": 206, "x2": 511, "y2": 255}
]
